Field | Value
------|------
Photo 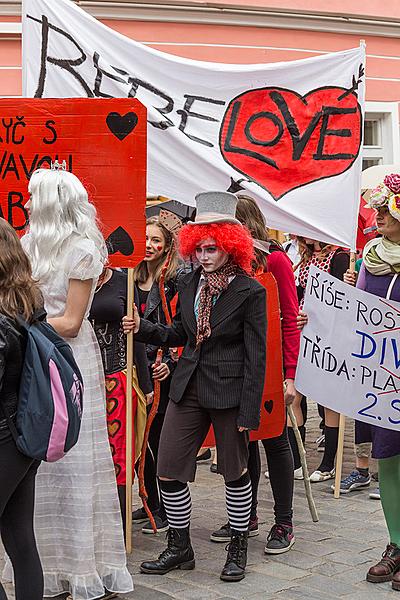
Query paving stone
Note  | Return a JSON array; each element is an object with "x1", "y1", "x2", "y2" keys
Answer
[
  {"x1": 250, "y1": 561, "x2": 307, "y2": 580},
  {"x1": 299, "y1": 573, "x2": 358, "y2": 596},
  {"x1": 0, "y1": 403, "x2": 389, "y2": 600}
]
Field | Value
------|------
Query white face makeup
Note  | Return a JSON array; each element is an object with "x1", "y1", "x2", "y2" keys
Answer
[
  {"x1": 144, "y1": 224, "x2": 167, "y2": 263},
  {"x1": 375, "y1": 207, "x2": 400, "y2": 242},
  {"x1": 195, "y1": 237, "x2": 229, "y2": 273}
]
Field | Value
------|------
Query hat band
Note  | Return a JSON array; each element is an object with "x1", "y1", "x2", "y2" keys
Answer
[{"x1": 195, "y1": 212, "x2": 235, "y2": 222}]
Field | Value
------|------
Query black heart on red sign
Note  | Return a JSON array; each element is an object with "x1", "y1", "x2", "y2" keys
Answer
[{"x1": 219, "y1": 85, "x2": 362, "y2": 200}]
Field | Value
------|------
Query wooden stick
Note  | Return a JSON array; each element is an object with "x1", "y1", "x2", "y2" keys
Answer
[
  {"x1": 125, "y1": 268, "x2": 135, "y2": 553},
  {"x1": 287, "y1": 405, "x2": 319, "y2": 522},
  {"x1": 333, "y1": 414, "x2": 346, "y2": 499},
  {"x1": 333, "y1": 250, "x2": 356, "y2": 498}
]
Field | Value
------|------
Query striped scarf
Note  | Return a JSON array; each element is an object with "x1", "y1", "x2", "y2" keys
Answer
[{"x1": 196, "y1": 260, "x2": 240, "y2": 348}]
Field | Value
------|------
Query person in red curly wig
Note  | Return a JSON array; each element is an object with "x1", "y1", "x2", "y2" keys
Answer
[{"x1": 124, "y1": 191, "x2": 267, "y2": 583}]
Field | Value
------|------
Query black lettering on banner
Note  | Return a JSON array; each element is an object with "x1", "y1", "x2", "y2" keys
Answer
[
  {"x1": 20, "y1": 154, "x2": 39, "y2": 179},
  {"x1": 356, "y1": 299, "x2": 369, "y2": 325},
  {"x1": 93, "y1": 52, "x2": 129, "y2": 98},
  {"x1": 313, "y1": 106, "x2": 357, "y2": 160},
  {"x1": 177, "y1": 95, "x2": 225, "y2": 147},
  {"x1": 269, "y1": 91, "x2": 323, "y2": 161},
  {"x1": 244, "y1": 111, "x2": 284, "y2": 148},
  {"x1": 28, "y1": 14, "x2": 94, "y2": 98},
  {"x1": 224, "y1": 101, "x2": 279, "y2": 169},
  {"x1": 2, "y1": 154, "x2": 20, "y2": 180},
  {"x1": 36, "y1": 156, "x2": 52, "y2": 170},
  {"x1": 1, "y1": 118, "x2": 13, "y2": 144},
  {"x1": 0, "y1": 152, "x2": 6, "y2": 173},
  {"x1": 12, "y1": 117, "x2": 26, "y2": 145},
  {"x1": 125, "y1": 74, "x2": 175, "y2": 130},
  {"x1": 7, "y1": 192, "x2": 29, "y2": 230},
  {"x1": 43, "y1": 120, "x2": 57, "y2": 144}
]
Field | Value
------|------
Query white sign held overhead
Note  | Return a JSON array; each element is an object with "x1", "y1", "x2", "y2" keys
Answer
[
  {"x1": 295, "y1": 266, "x2": 400, "y2": 432},
  {"x1": 23, "y1": 0, "x2": 365, "y2": 248}
]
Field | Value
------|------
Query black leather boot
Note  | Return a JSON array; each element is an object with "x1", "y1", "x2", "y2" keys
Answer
[
  {"x1": 140, "y1": 526, "x2": 195, "y2": 575},
  {"x1": 220, "y1": 529, "x2": 248, "y2": 582}
]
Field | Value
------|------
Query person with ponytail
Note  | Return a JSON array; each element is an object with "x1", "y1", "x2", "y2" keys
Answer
[
  {"x1": 123, "y1": 191, "x2": 266, "y2": 582},
  {"x1": 0, "y1": 218, "x2": 43, "y2": 600},
  {"x1": 131, "y1": 215, "x2": 183, "y2": 534}
]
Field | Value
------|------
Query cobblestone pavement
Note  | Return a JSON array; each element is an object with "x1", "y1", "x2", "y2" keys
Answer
[{"x1": 1, "y1": 405, "x2": 394, "y2": 599}]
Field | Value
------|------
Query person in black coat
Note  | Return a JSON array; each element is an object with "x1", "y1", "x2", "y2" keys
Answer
[{"x1": 123, "y1": 191, "x2": 267, "y2": 582}]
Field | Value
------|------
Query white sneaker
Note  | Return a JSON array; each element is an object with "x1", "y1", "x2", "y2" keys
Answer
[
  {"x1": 294, "y1": 467, "x2": 304, "y2": 480},
  {"x1": 265, "y1": 470, "x2": 269, "y2": 479},
  {"x1": 310, "y1": 469, "x2": 335, "y2": 483}
]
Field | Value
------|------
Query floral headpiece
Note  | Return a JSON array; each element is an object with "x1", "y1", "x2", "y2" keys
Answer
[{"x1": 368, "y1": 173, "x2": 400, "y2": 222}]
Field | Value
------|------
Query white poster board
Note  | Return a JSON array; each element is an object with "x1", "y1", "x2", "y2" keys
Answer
[{"x1": 295, "y1": 266, "x2": 400, "y2": 431}]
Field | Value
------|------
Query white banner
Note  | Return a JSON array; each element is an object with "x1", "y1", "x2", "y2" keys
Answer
[
  {"x1": 22, "y1": 0, "x2": 365, "y2": 248},
  {"x1": 295, "y1": 266, "x2": 400, "y2": 431}
]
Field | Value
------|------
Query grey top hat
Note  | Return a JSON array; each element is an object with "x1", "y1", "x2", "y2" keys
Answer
[{"x1": 188, "y1": 191, "x2": 241, "y2": 225}]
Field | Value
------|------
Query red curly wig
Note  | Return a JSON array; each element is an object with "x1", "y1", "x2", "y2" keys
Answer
[{"x1": 178, "y1": 223, "x2": 254, "y2": 274}]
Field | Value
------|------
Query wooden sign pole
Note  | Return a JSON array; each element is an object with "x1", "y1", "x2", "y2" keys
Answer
[
  {"x1": 125, "y1": 268, "x2": 135, "y2": 552},
  {"x1": 333, "y1": 251, "x2": 356, "y2": 498}
]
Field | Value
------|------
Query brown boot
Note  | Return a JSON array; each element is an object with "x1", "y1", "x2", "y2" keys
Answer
[
  {"x1": 367, "y1": 544, "x2": 400, "y2": 583},
  {"x1": 393, "y1": 569, "x2": 400, "y2": 591}
]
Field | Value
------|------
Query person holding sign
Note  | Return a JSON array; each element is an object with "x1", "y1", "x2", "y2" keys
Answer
[
  {"x1": 124, "y1": 191, "x2": 267, "y2": 582},
  {"x1": 297, "y1": 238, "x2": 349, "y2": 483},
  {"x1": 355, "y1": 174, "x2": 400, "y2": 590},
  {"x1": 89, "y1": 266, "x2": 153, "y2": 531},
  {"x1": 19, "y1": 169, "x2": 132, "y2": 600},
  {"x1": 0, "y1": 219, "x2": 44, "y2": 600},
  {"x1": 131, "y1": 214, "x2": 184, "y2": 534}
]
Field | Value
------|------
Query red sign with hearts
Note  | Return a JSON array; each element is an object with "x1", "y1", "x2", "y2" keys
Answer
[
  {"x1": 220, "y1": 85, "x2": 362, "y2": 200},
  {"x1": 0, "y1": 98, "x2": 147, "y2": 267},
  {"x1": 203, "y1": 272, "x2": 285, "y2": 446}
]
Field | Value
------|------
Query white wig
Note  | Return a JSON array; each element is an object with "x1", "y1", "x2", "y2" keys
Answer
[{"x1": 27, "y1": 169, "x2": 107, "y2": 281}]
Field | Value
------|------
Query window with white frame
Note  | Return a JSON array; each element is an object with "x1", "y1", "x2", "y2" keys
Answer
[{"x1": 363, "y1": 102, "x2": 400, "y2": 170}]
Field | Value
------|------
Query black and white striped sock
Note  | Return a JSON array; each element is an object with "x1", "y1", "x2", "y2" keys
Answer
[
  {"x1": 160, "y1": 480, "x2": 192, "y2": 529},
  {"x1": 225, "y1": 472, "x2": 252, "y2": 533}
]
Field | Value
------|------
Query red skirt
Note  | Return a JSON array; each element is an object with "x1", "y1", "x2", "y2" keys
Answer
[{"x1": 105, "y1": 371, "x2": 137, "y2": 486}]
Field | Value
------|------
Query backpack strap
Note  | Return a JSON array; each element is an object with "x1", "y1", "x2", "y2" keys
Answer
[
  {"x1": 32, "y1": 307, "x2": 47, "y2": 323},
  {"x1": 0, "y1": 401, "x2": 19, "y2": 443},
  {"x1": 16, "y1": 307, "x2": 47, "y2": 331}
]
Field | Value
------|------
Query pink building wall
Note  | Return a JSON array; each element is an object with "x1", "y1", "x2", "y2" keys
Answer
[{"x1": 0, "y1": 4, "x2": 398, "y2": 105}]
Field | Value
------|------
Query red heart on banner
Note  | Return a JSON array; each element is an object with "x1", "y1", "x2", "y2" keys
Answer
[{"x1": 220, "y1": 86, "x2": 362, "y2": 200}]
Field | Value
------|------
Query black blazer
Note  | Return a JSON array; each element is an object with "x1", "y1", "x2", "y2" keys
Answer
[{"x1": 135, "y1": 268, "x2": 267, "y2": 430}]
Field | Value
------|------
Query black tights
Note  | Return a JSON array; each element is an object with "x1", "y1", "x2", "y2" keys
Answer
[
  {"x1": 249, "y1": 426, "x2": 294, "y2": 525},
  {"x1": 0, "y1": 437, "x2": 43, "y2": 600},
  {"x1": 135, "y1": 412, "x2": 166, "y2": 521}
]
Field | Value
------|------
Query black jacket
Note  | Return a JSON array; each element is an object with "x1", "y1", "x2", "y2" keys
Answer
[
  {"x1": 0, "y1": 315, "x2": 26, "y2": 435},
  {"x1": 136, "y1": 268, "x2": 267, "y2": 430},
  {"x1": 138, "y1": 268, "x2": 187, "y2": 413}
]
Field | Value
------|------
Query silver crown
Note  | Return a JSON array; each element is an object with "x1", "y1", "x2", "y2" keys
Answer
[{"x1": 50, "y1": 159, "x2": 67, "y2": 171}]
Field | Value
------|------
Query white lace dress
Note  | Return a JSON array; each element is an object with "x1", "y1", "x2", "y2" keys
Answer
[{"x1": 6, "y1": 236, "x2": 133, "y2": 600}]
